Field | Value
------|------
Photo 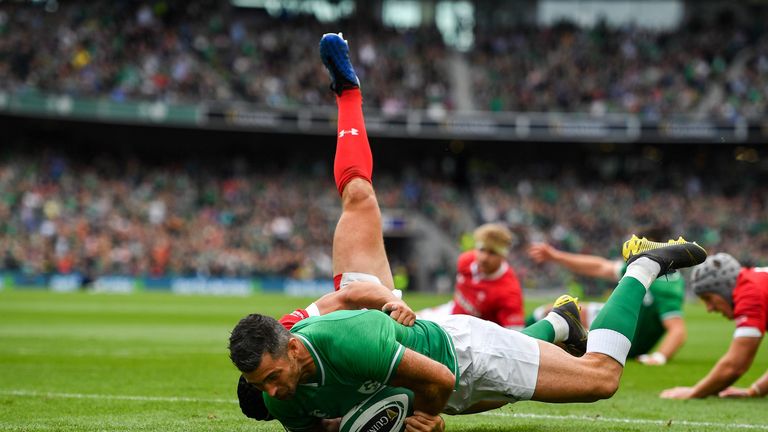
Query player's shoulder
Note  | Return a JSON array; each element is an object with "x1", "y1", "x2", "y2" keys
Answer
[
  {"x1": 738, "y1": 268, "x2": 768, "y2": 285},
  {"x1": 734, "y1": 269, "x2": 768, "y2": 301},
  {"x1": 293, "y1": 310, "x2": 384, "y2": 332},
  {"x1": 457, "y1": 250, "x2": 476, "y2": 269}
]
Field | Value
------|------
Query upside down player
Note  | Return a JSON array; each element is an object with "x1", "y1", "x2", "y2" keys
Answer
[
  {"x1": 234, "y1": 32, "x2": 589, "y2": 427},
  {"x1": 230, "y1": 32, "x2": 708, "y2": 432},
  {"x1": 418, "y1": 223, "x2": 526, "y2": 330}
]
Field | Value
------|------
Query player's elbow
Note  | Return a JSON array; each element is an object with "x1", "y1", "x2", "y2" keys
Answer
[
  {"x1": 433, "y1": 366, "x2": 456, "y2": 395},
  {"x1": 722, "y1": 361, "x2": 749, "y2": 378},
  {"x1": 422, "y1": 366, "x2": 455, "y2": 404}
]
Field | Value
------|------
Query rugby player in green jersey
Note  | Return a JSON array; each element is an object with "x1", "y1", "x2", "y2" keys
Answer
[
  {"x1": 527, "y1": 226, "x2": 687, "y2": 365},
  {"x1": 229, "y1": 33, "x2": 708, "y2": 432}
]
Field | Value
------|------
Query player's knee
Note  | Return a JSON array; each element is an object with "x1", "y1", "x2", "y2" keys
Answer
[
  {"x1": 583, "y1": 368, "x2": 620, "y2": 400},
  {"x1": 590, "y1": 374, "x2": 620, "y2": 400},
  {"x1": 342, "y1": 179, "x2": 377, "y2": 210},
  {"x1": 578, "y1": 358, "x2": 620, "y2": 400}
]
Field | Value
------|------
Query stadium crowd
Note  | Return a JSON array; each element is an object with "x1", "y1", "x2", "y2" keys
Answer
[
  {"x1": 0, "y1": 151, "x2": 468, "y2": 282},
  {"x1": 0, "y1": 0, "x2": 450, "y2": 114},
  {"x1": 470, "y1": 23, "x2": 754, "y2": 119},
  {"x1": 2, "y1": 149, "x2": 767, "y2": 292},
  {"x1": 2, "y1": 1, "x2": 768, "y2": 120}
]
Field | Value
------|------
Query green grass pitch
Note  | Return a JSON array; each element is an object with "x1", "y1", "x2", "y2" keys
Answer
[{"x1": 1, "y1": 290, "x2": 767, "y2": 431}]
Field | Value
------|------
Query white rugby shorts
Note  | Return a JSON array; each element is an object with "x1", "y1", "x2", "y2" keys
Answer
[
  {"x1": 416, "y1": 301, "x2": 455, "y2": 321},
  {"x1": 428, "y1": 314, "x2": 540, "y2": 414}
]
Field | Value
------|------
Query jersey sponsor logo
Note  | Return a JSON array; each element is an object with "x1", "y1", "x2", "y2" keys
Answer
[
  {"x1": 358, "y1": 404, "x2": 403, "y2": 432},
  {"x1": 341, "y1": 391, "x2": 410, "y2": 432},
  {"x1": 358, "y1": 380, "x2": 382, "y2": 394},
  {"x1": 339, "y1": 128, "x2": 359, "y2": 138}
]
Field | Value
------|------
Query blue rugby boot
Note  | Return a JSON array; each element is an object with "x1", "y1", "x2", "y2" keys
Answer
[{"x1": 319, "y1": 32, "x2": 360, "y2": 95}]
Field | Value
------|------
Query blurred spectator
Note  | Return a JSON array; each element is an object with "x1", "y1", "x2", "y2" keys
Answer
[
  {"x1": 0, "y1": 1, "x2": 451, "y2": 113},
  {"x1": 0, "y1": 151, "x2": 467, "y2": 282}
]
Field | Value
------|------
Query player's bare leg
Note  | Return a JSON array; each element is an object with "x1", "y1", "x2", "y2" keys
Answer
[
  {"x1": 532, "y1": 236, "x2": 707, "y2": 402},
  {"x1": 333, "y1": 179, "x2": 395, "y2": 289},
  {"x1": 320, "y1": 33, "x2": 395, "y2": 290}
]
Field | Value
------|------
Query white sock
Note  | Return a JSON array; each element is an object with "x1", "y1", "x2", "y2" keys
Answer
[
  {"x1": 624, "y1": 257, "x2": 660, "y2": 290},
  {"x1": 586, "y1": 329, "x2": 631, "y2": 366},
  {"x1": 544, "y1": 312, "x2": 569, "y2": 343}
]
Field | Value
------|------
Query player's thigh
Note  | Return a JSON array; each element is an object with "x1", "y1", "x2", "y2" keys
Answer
[
  {"x1": 332, "y1": 180, "x2": 394, "y2": 288},
  {"x1": 532, "y1": 341, "x2": 622, "y2": 403}
]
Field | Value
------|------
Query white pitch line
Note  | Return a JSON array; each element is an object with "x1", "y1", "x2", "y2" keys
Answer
[
  {"x1": 0, "y1": 389, "x2": 237, "y2": 404},
  {"x1": 3, "y1": 389, "x2": 768, "y2": 430},
  {"x1": 482, "y1": 411, "x2": 768, "y2": 430}
]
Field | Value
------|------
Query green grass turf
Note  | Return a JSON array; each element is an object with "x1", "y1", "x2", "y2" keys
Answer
[{"x1": 1, "y1": 290, "x2": 767, "y2": 431}]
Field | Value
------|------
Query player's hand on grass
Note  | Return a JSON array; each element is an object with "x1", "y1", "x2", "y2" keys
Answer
[
  {"x1": 660, "y1": 386, "x2": 695, "y2": 399},
  {"x1": 405, "y1": 411, "x2": 444, "y2": 432},
  {"x1": 718, "y1": 386, "x2": 751, "y2": 398},
  {"x1": 637, "y1": 352, "x2": 667, "y2": 366},
  {"x1": 527, "y1": 242, "x2": 555, "y2": 264},
  {"x1": 383, "y1": 300, "x2": 416, "y2": 326}
]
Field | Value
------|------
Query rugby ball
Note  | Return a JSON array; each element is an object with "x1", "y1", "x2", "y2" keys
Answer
[{"x1": 339, "y1": 387, "x2": 413, "y2": 432}]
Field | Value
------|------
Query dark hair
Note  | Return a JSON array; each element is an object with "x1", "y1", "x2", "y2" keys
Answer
[
  {"x1": 229, "y1": 314, "x2": 290, "y2": 373},
  {"x1": 237, "y1": 375, "x2": 273, "y2": 421}
]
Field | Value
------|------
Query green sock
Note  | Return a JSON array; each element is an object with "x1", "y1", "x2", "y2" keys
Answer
[
  {"x1": 522, "y1": 320, "x2": 555, "y2": 343},
  {"x1": 589, "y1": 275, "x2": 646, "y2": 342}
]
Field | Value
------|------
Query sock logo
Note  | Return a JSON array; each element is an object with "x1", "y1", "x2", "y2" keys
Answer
[{"x1": 339, "y1": 128, "x2": 359, "y2": 138}]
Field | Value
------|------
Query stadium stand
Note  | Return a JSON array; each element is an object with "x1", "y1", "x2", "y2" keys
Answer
[
  {"x1": 2, "y1": 136, "x2": 767, "y2": 293},
  {"x1": 2, "y1": 0, "x2": 767, "y2": 120},
  {"x1": 2, "y1": 1, "x2": 768, "y2": 293},
  {"x1": 0, "y1": 0, "x2": 450, "y2": 112}
]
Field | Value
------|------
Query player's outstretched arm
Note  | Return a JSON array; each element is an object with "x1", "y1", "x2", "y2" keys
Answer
[
  {"x1": 661, "y1": 336, "x2": 761, "y2": 399},
  {"x1": 313, "y1": 281, "x2": 416, "y2": 326},
  {"x1": 638, "y1": 316, "x2": 686, "y2": 365},
  {"x1": 528, "y1": 242, "x2": 620, "y2": 281}
]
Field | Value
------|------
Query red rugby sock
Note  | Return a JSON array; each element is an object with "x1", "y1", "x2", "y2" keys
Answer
[{"x1": 334, "y1": 88, "x2": 372, "y2": 196}]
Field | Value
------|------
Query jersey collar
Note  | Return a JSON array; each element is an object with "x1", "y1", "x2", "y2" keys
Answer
[
  {"x1": 471, "y1": 261, "x2": 508, "y2": 281},
  {"x1": 294, "y1": 334, "x2": 325, "y2": 386}
]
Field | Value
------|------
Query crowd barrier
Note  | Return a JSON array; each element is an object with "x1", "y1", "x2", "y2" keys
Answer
[{"x1": 0, "y1": 272, "x2": 334, "y2": 297}]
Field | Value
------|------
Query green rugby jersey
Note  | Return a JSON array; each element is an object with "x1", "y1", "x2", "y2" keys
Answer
[
  {"x1": 621, "y1": 263, "x2": 686, "y2": 357},
  {"x1": 265, "y1": 310, "x2": 458, "y2": 431}
]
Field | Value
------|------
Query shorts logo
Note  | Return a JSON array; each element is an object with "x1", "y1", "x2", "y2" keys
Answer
[{"x1": 358, "y1": 380, "x2": 381, "y2": 394}]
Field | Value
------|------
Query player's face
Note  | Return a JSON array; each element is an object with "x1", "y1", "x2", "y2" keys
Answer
[
  {"x1": 700, "y1": 293, "x2": 734, "y2": 319},
  {"x1": 475, "y1": 247, "x2": 503, "y2": 275},
  {"x1": 243, "y1": 347, "x2": 302, "y2": 400}
]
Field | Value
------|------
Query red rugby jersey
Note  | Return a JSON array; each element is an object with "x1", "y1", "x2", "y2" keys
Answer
[
  {"x1": 732, "y1": 268, "x2": 768, "y2": 337},
  {"x1": 452, "y1": 250, "x2": 524, "y2": 328}
]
